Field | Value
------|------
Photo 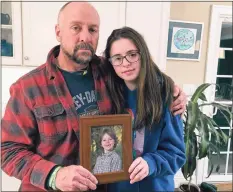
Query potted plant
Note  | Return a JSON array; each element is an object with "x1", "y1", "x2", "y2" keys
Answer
[{"x1": 178, "y1": 83, "x2": 232, "y2": 192}]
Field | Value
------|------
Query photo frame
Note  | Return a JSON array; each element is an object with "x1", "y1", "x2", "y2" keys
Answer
[
  {"x1": 79, "y1": 114, "x2": 133, "y2": 184},
  {"x1": 167, "y1": 20, "x2": 204, "y2": 61}
]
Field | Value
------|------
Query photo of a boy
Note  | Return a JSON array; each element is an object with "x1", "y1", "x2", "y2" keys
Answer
[{"x1": 92, "y1": 128, "x2": 122, "y2": 174}]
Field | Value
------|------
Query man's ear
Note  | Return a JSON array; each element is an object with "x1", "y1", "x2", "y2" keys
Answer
[{"x1": 55, "y1": 24, "x2": 61, "y2": 42}]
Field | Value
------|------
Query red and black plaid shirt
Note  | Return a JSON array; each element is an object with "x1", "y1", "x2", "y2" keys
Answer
[{"x1": 1, "y1": 45, "x2": 112, "y2": 191}]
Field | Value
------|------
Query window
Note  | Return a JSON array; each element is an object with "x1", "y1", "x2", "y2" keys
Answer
[{"x1": 204, "y1": 5, "x2": 232, "y2": 182}]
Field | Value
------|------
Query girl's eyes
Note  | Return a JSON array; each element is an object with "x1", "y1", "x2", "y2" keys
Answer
[{"x1": 129, "y1": 53, "x2": 137, "y2": 57}]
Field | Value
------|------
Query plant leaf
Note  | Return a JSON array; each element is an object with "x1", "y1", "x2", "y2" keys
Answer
[
  {"x1": 215, "y1": 165, "x2": 220, "y2": 172},
  {"x1": 200, "y1": 102, "x2": 232, "y2": 124},
  {"x1": 199, "y1": 102, "x2": 231, "y2": 144},
  {"x1": 210, "y1": 118, "x2": 229, "y2": 143},
  {"x1": 218, "y1": 108, "x2": 232, "y2": 129},
  {"x1": 182, "y1": 132, "x2": 198, "y2": 180},
  {"x1": 206, "y1": 155, "x2": 214, "y2": 178},
  {"x1": 206, "y1": 142, "x2": 221, "y2": 178},
  {"x1": 203, "y1": 114, "x2": 221, "y2": 144},
  {"x1": 191, "y1": 83, "x2": 212, "y2": 103},
  {"x1": 199, "y1": 93, "x2": 207, "y2": 101},
  {"x1": 186, "y1": 102, "x2": 199, "y2": 132},
  {"x1": 198, "y1": 115, "x2": 209, "y2": 159}
]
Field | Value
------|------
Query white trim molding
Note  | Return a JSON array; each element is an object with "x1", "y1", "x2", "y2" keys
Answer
[
  {"x1": 205, "y1": 5, "x2": 232, "y2": 87},
  {"x1": 157, "y1": 2, "x2": 170, "y2": 72},
  {"x1": 204, "y1": 5, "x2": 232, "y2": 115},
  {"x1": 118, "y1": 1, "x2": 126, "y2": 27}
]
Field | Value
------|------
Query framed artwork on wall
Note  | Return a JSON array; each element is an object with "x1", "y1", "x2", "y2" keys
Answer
[
  {"x1": 167, "y1": 20, "x2": 204, "y2": 61},
  {"x1": 79, "y1": 114, "x2": 133, "y2": 184}
]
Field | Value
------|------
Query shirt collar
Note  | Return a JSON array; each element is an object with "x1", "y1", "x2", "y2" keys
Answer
[
  {"x1": 45, "y1": 45, "x2": 102, "y2": 80},
  {"x1": 102, "y1": 150, "x2": 115, "y2": 157}
]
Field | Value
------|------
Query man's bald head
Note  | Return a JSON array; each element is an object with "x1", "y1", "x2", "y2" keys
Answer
[
  {"x1": 55, "y1": 1, "x2": 100, "y2": 68},
  {"x1": 57, "y1": 2, "x2": 100, "y2": 26}
]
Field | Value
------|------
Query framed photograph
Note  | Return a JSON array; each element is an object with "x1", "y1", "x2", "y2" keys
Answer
[
  {"x1": 79, "y1": 114, "x2": 133, "y2": 184},
  {"x1": 167, "y1": 20, "x2": 204, "y2": 61}
]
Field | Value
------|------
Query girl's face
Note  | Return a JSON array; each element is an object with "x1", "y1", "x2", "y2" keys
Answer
[
  {"x1": 109, "y1": 38, "x2": 141, "y2": 87},
  {"x1": 101, "y1": 133, "x2": 115, "y2": 152}
]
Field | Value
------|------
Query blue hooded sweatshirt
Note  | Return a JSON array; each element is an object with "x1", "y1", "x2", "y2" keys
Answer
[{"x1": 106, "y1": 87, "x2": 186, "y2": 192}]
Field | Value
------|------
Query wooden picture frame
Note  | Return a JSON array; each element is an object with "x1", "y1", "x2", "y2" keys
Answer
[{"x1": 79, "y1": 114, "x2": 133, "y2": 184}]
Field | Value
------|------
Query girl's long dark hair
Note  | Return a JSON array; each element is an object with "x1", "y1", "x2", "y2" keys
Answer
[{"x1": 103, "y1": 27, "x2": 174, "y2": 130}]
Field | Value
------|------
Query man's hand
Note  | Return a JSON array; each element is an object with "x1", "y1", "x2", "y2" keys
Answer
[
  {"x1": 128, "y1": 157, "x2": 149, "y2": 184},
  {"x1": 171, "y1": 84, "x2": 187, "y2": 115},
  {"x1": 56, "y1": 165, "x2": 98, "y2": 191}
]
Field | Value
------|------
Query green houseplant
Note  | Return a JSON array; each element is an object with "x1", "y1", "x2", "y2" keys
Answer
[{"x1": 179, "y1": 83, "x2": 232, "y2": 192}]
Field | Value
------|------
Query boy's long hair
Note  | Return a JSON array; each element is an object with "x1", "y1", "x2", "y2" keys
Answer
[{"x1": 103, "y1": 27, "x2": 174, "y2": 130}]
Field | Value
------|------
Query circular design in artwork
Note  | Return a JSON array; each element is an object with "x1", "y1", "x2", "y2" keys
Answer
[{"x1": 173, "y1": 29, "x2": 195, "y2": 51}]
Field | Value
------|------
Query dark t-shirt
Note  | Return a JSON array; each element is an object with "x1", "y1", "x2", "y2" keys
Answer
[
  {"x1": 59, "y1": 67, "x2": 106, "y2": 192},
  {"x1": 59, "y1": 67, "x2": 100, "y2": 116}
]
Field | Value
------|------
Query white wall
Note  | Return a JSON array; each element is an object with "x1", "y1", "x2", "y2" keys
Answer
[
  {"x1": 126, "y1": 2, "x2": 170, "y2": 71},
  {"x1": 21, "y1": 1, "x2": 126, "y2": 66}
]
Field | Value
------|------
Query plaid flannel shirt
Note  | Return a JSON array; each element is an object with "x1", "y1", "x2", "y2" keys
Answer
[{"x1": 1, "y1": 45, "x2": 112, "y2": 191}]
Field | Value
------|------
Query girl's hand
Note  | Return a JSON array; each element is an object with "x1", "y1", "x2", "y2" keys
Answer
[{"x1": 128, "y1": 157, "x2": 149, "y2": 184}]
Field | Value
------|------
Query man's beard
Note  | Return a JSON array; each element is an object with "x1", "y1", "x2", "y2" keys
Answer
[{"x1": 61, "y1": 42, "x2": 95, "y2": 65}]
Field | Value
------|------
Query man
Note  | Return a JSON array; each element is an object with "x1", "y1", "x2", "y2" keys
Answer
[{"x1": 1, "y1": 2, "x2": 186, "y2": 191}]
